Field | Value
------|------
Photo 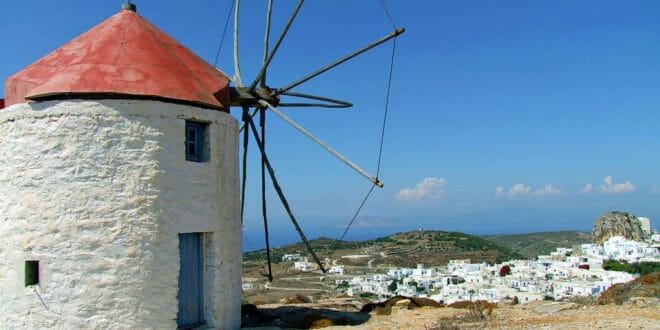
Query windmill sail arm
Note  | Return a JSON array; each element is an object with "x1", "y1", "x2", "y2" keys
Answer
[
  {"x1": 278, "y1": 91, "x2": 352, "y2": 108},
  {"x1": 277, "y1": 103, "x2": 348, "y2": 108},
  {"x1": 233, "y1": 0, "x2": 243, "y2": 86},
  {"x1": 258, "y1": 100, "x2": 383, "y2": 188},
  {"x1": 260, "y1": 0, "x2": 273, "y2": 87},
  {"x1": 246, "y1": 115, "x2": 326, "y2": 273},
  {"x1": 248, "y1": 0, "x2": 305, "y2": 92},
  {"x1": 274, "y1": 27, "x2": 405, "y2": 97}
]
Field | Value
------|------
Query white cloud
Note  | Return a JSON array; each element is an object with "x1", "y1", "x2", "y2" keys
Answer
[
  {"x1": 532, "y1": 184, "x2": 563, "y2": 197},
  {"x1": 599, "y1": 176, "x2": 635, "y2": 194},
  {"x1": 509, "y1": 183, "x2": 532, "y2": 196},
  {"x1": 396, "y1": 177, "x2": 447, "y2": 202},
  {"x1": 580, "y1": 183, "x2": 594, "y2": 194},
  {"x1": 496, "y1": 183, "x2": 562, "y2": 198}
]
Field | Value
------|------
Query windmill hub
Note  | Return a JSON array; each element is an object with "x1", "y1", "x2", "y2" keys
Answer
[{"x1": 229, "y1": 86, "x2": 280, "y2": 108}]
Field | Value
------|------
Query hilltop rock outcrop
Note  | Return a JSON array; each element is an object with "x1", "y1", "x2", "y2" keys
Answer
[{"x1": 592, "y1": 211, "x2": 648, "y2": 244}]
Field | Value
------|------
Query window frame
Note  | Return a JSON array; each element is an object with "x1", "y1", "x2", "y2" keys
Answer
[{"x1": 185, "y1": 121, "x2": 207, "y2": 162}]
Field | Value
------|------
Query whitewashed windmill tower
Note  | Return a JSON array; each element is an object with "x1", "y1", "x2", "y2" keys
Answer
[
  {"x1": 0, "y1": 3, "x2": 240, "y2": 329},
  {"x1": 0, "y1": 1, "x2": 402, "y2": 329}
]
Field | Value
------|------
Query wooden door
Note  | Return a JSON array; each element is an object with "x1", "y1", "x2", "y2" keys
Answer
[{"x1": 177, "y1": 233, "x2": 204, "y2": 329}]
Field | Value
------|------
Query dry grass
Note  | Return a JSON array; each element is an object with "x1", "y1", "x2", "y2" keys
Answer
[
  {"x1": 448, "y1": 300, "x2": 497, "y2": 316},
  {"x1": 281, "y1": 293, "x2": 314, "y2": 304},
  {"x1": 561, "y1": 295, "x2": 598, "y2": 306},
  {"x1": 598, "y1": 272, "x2": 659, "y2": 305},
  {"x1": 426, "y1": 300, "x2": 498, "y2": 329},
  {"x1": 360, "y1": 296, "x2": 444, "y2": 315}
]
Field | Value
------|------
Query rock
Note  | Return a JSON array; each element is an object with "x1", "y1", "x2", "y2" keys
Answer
[
  {"x1": 280, "y1": 294, "x2": 314, "y2": 304},
  {"x1": 394, "y1": 299, "x2": 411, "y2": 309},
  {"x1": 309, "y1": 318, "x2": 333, "y2": 329},
  {"x1": 592, "y1": 211, "x2": 648, "y2": 244},
  {"x1": 533, "y1": 302, "x2": 579, "y2": 314}
]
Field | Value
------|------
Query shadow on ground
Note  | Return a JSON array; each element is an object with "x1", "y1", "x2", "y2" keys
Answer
[{"x1": 241, "y1": 304, "x2": 370, "y2": 329}]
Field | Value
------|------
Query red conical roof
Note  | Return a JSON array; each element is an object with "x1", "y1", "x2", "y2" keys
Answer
[{"x1": 5, "y1": 7, "x2": 229, "y2": 110}]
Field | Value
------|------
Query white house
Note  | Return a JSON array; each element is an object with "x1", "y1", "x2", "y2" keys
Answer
[
  {"x1": 603, "y1": 236, "x2": 658, "y2": 262},
  {"x1": 580, "y1": 244, "x2": 604, "y2": 258},
  {"x1": 638, "y1": 217, "x2": 651, "y2": 237},
  {"x1": 294, "y1": 261, "x2": 315, "y2": 272},
  {"x1": 282, "y1": 253, "x2": 302, "y2": 262},
  {"x1": 412, "y1": 264, "x2": 437, "y2": 279},
  {"x1": 328, "y1": 265, "x2": 345, "y2": 275},
  {"x1": 388, "y1": 268, "x2": 414, "y2": 279}
]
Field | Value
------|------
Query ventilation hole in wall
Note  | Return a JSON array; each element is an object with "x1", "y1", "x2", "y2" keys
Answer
[{"x1": 25, "y1": 260, "x2": 39, "y2": 286}]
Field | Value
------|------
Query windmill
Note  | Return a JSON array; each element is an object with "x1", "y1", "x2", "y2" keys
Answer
[{"x1": 226, "y1": 0, "x2": 404, "y2": 280}]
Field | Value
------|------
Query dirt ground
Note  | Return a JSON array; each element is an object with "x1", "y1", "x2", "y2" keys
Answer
[
  {"x1": 244, "y1": 298, "x2": 660, "y2": 329},
  {"x1": 351, "y1": 302, "x2": 660, "y2": 329}
]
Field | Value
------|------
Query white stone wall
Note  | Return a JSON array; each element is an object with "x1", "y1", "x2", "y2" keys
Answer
[{"x1": 0, "y1": 100, "x2": 241, "y2": 329}]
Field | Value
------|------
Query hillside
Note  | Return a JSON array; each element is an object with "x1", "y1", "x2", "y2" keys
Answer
[
  {"x1": 598, "y1": 272, "x2": 660, "y2": 305},
  {"x1": 483, "y1": 231, "x2": 592, "y2": 259},
  {"x1": 244, "y1": 230, "x2": 524, "y2": 270}
]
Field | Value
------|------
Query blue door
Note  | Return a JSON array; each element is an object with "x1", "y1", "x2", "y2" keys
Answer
[{"x1": 177, "y1": 233, "x2": 204, "y2": 329}]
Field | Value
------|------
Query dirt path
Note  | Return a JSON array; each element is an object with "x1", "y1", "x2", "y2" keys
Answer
[
  {"x1": 329, "y1": 302, "x2": 660, "y2": 329},
  {"x1": 263, "y1": 282, "x2": 331, "y2": 292}
]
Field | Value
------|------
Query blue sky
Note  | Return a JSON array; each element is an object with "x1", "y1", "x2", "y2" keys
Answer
[{"x1": 2, "y1": 1, "x2": 658, "y2": 247}]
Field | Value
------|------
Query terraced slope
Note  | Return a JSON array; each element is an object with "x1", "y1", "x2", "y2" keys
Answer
[
  {"x1": 483, "y1": 231, "x2": 592, "y2": 259},
  {"x1": 244, "y1": 230, "x2": 524, "y2": 270}
]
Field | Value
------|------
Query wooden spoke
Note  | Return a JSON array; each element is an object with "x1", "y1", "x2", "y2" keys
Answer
[
  {"x1": 258, "y1": 99, "x2": 383, "y2": 188},
  {"x1": 233, "y1": 0, "x2": 243, "y2": 86},
  {"x1": 274, "y1": 28, "x2": 404, "y2": 97},
  {"x1": 260, "y1": 0, "x2": 273, "y2": 87},
  {"x1": 248, "y1": 0, "x2": 305, "y2": 92}
]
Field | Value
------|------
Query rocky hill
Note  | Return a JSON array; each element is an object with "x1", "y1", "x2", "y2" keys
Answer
[
  {"x1": 484, "y1": 231, "x2": 592, "y2": 259},
  {"x1": 592, "y1": 211, "x2": 649, "y2": 244}
]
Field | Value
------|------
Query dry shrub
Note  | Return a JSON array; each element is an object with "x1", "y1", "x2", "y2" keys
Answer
[
  {"x1": 282, "y1": 293, "x2": 314, "y2": 304},
  {"x1": 636, "y1": 272, "x2": 660, "y2": 285},
  {"x1": 598, "y1": 272, "x2": 660, "y2": 305},
  {"x1": 448, "y1": 300, "x2": 496, "y2": 316},
  {"x1": 309, "y1": 317, "x2": 333, "y2": 329},
  {"x1": 360, "y1": 296, "x2": 444, "y2": 315},
  {"x1": 431, "y1": 309, "x2": 488, "y2": 330},
  {"x1": 250, "y1": 298, "x2": 268, "y2": 305},
  {"x1": 447, "y1": 301, "x2": 472, "y2": 309},
  {"x1": 561, "y1": 295, "x2": 597, "y2": 306},
  {"x1": 458, "y1": 303, "x2": 486, "y2": 322},
  {"x1": 598, "y1": 283, "x2": 626, "y2": 305}
]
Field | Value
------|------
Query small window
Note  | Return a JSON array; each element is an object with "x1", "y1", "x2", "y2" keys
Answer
[
  {"x1": 185, "y1": 121, "x2": 209, "y2": 162},
  {"x1": 25, "y1": 260, "x2": 39, "y2": 286}
]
